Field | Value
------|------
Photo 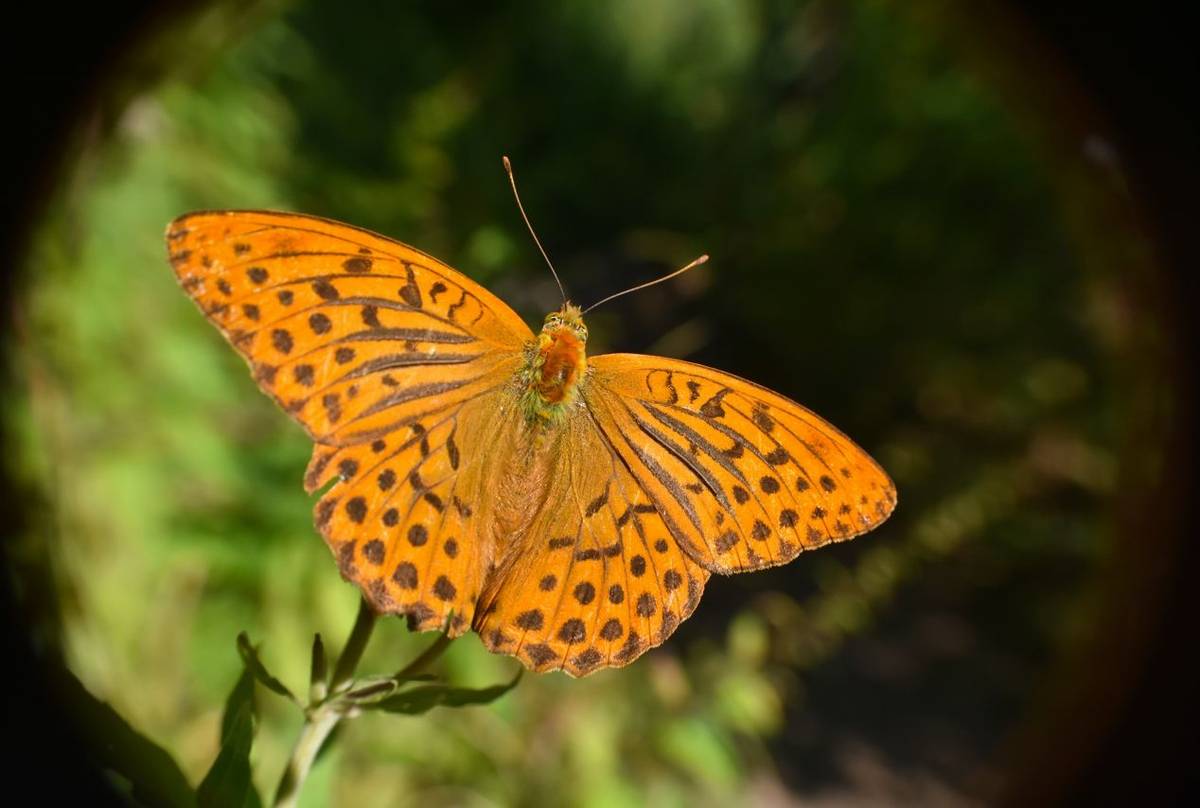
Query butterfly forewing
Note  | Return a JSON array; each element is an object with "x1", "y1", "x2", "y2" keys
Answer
[
  {"x1": 166, "y1": 210, "x2": 532, "y2": 443},
  {"x1": 586, "y1": 355, "x2": 896, "y2": 573}
]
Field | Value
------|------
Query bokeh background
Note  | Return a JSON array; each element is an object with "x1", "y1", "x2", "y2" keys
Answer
[{"x1": 3, "y1": 1, "x2": 1194, "y2": 806}]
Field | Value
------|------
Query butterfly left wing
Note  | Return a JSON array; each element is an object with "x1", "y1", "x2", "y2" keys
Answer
[
  {"x1": 166, "y1": 210, "x2": 534, "y2": 635},
  {"x1": 584, "y1": 354, "x2": 896, "y2": 574}
]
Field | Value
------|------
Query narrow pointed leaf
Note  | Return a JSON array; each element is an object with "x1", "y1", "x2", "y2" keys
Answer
[
  {"x1": 220, "y1": 667, "x2": 255, "y2": 746},
  {"x1": 344, "y1": 679, "x2": 398, "y2": 702},
  {"x1": 341, "y1": 673, "x2": 439, "y2": 702},
  {"x1": 392, "y1": 672, "x2": 440, "y2": 685},
  {"x1": 220, "y1": 675, "x2": 264, "y2": 808},
  {"x1": 197, "y1": 700, "x2": 256, "y2": 808},
  {"x1": 236, "y1": 631, "x2": 296, "y2": 703},
  {"x1": 309, "y1": 629, "x2": 328, "y2": 696},
  {"x1": 372, "y1": 671, "x2": 521, "y2": 715}
]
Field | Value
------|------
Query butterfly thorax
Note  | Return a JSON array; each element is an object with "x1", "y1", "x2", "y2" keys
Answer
[{"x1": 519, "y1": 304, "x2": 589, "y2": 425}]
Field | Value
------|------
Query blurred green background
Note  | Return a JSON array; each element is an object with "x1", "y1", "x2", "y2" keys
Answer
[{"x1": 6, "y1": 0, "x2": 1160, "y2": 805}]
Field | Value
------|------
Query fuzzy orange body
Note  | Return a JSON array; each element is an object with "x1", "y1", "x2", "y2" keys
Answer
[
  {"x1": 519, "y1": 303, "x2": 590, "y2": 424},
  {"x1": 536, "y1": 328, "x2": 585, "y2": 403}
]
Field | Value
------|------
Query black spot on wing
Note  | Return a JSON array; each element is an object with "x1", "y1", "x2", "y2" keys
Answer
[
  {"x1": 398, "y1": 263, "x2": 422, "y2": 307},
  {"x1": 699, "y1": 388, "x2": 731, "y2": 418}
]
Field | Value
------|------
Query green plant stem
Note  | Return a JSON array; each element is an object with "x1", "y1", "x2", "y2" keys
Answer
[
  {"x1": 272, "y1": 706, "x2": 341, "y2": 808},
  {"x1": 330, "y1": 597, "x2": 378, "y2": 693},
  {"x1": 395, "y1": 631, "x2": 453, "y2": 680},
  {"x1": 274, "y1": 597, "x2": 376, "y2": 808},
  {"x1": 272, "y1": 600, "x2": 454, "y2": 808}
]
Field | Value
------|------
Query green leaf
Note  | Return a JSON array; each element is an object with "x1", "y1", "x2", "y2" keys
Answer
[
  {"x1": 56, "y1": 666, "x2": 195, "y2": 808},
  {"x1": 309, "y1": 632, "x2": 327, "y2": 692},
  {"x1": 236, "y1": 631, "x2": 297, "y2": 704},
  {"x1": 337, "y1": 673, "x2": 439, "y2": 707},
  {"x1": 220, "y1": 667, "x2": 256, "y2": 747},
  {"x1": 371, "y1": 671, "x2": 521, "y2": 715},
  {"x1": 343, "y1": 679, "x2": 398, "y2": 702},
  {"x1": 197, "y1": 667, "x2": 260, "y2": 808}
]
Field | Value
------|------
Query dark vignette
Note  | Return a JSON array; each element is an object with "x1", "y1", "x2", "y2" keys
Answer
[{"x1": 1, "y1": 2, "x2": 1196, "y2": 804}]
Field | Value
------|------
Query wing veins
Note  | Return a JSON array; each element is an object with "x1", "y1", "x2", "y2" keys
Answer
[
  {"x1": 636, "y1": 361, "x2": 873, "y2": 472},
  {"x1": 624, "y1": 403, "x2": 733, "y2": 513},
  {"x1": 583, "y1": 399, "x2": 717, "y2": 563},
  {"x1": 332, "y1": 381, "x2": 508, "y2": 446},
  {"x1": 352, "y1": 377, "x2": 482, "y2": 421},
  {"x1": 596, "y1": 442, "x2": 635, "y2": 666},
  {"x1": 614, "y1": 412, "x2": 707, "y2": 533},
  {"x1": 206, "y1": 217, "x2": 501, "y2": 295},
  {"x1": 356, "y1": 403, "x2": 471, "y2": 508},
  {"x1": 239, "y1": 286, "x2": 480, "y2": 342},
  {"x1": 641, "y1": 402, "x2": 750, "y2": 486}
]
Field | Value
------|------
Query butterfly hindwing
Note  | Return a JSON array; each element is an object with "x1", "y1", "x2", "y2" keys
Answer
[
  {"x1": 309, "y1": 386, "x2": 524, "y2": 634},
  {"x1": 474, "y1": 411, "x2": 710, "y2": 676},
  {"x1": 586, "y1": 355, "x2": 897, "y2": 574}
]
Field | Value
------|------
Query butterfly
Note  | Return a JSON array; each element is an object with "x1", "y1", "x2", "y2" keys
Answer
[{"x1": 165, "y1": 205, "x2": 896, "y2": 677}]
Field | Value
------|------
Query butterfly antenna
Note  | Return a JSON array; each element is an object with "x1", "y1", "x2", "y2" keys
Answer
[
  {"x1": 503, "y1": 155, "x2": 567, "y2": 304},
  {"x1": 583, "y1": 254, "x2": 709, "y2": 314}
]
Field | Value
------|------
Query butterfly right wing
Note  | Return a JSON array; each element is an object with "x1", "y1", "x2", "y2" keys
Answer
[
  {"x1": 166, "y1": 210, "x2": 534, "y2": 632},
  {"x1": 473, "y1": 407, "x2": 711, "y2": 677},
  {"x1": 584, "y1": 354, "x2": 896, "y2": 575}
]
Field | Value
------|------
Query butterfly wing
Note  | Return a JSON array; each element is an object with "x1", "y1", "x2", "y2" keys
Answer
[
  {"x1": 166, "y1": 210, "x2": 533, "y2": 633},
  {"x1": 472, "y1": 409, "x2": 711, "y2": 676},
  {"x1": 472, "y1": 352, "x2": 894, "y2": 676},
  {"x1": 584, "y1": 354, "x2": 896, "y2": 574}
]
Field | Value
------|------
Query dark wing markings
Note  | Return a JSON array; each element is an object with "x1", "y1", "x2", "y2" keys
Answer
[
  {"x1": 356, "y1": 379, "x2": 479, "y2": 421},
  {"x1": 641, "y1": 403, "x2": 749, "y2": 486},
  {"x1": 583, "y1": 403, "x2": 710, "y2": 560},
  {"x1": 625, "y1": 407, "x2": 734, "y2": 513},
  {"x1": 339, "y1": 352, "x2": 484, "y2": 380}
]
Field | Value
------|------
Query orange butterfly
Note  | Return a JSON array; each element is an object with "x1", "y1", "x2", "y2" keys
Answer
[{"x1": 166, "y1": 197, "x2": 895, "y2": 677}]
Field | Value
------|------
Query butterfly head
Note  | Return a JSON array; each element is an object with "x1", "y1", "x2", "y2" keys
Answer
[{"x1": 541, "y1": 303, "x2": 589, "y2": 344}]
